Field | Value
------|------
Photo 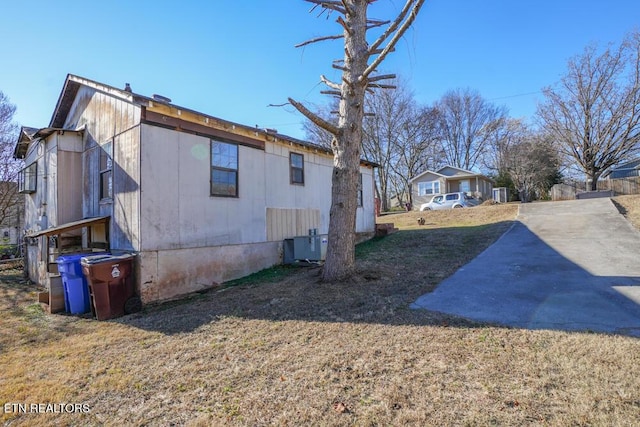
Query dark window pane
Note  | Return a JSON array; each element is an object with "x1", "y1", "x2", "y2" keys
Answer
[
  {"x1": 99, "y1": 142, "x2": 113, "y2": 199},
  {"x1": 211, "y1": 169, "x2": 237, "y2": 196},
  {"x1": 290, "y1": 153, "x2": 304, "y2": 184},
  {"x1": 211, "y1": 140, "x2": 239, "y2": 197},
  {"x1": 292, "y1": 168, "x2": 304, "y2": 184}
]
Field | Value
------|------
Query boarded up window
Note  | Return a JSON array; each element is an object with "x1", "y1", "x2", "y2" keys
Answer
[{"x1": 266, "y1": 208, "x2": 320, "y2": 241}]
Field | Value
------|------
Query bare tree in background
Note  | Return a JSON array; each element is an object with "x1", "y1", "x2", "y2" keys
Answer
[
  {"x1": 361, "y1": 79, "x2": 413, "y2": 212},
  {"x1": 306, "y1": 78, "x2": 440, "y2": 212},
  {"x1": 289, "y1": 0, "x2": 426, "y2": 281},
  {"x1": 538, "y1": 31, "x2": 640, "y2": 190},
  {"x1": 504, "y1": 132, "x2": 561, "y2": 203},
  {"x1": 0, "y1": 91, "x2": 22, "y2": 228},
  {"x1": 436, "y1": 88, "x2": 507, "y2": 171},
  {"x1": 389, "y1": 105, "x2": 442, "y2": 208},
  {"x1": 483, "y1": 118, "x2": 527, "y2": 175},
  {"x1": 302, "y1": 100, "x2": 338, "y2": 150}
]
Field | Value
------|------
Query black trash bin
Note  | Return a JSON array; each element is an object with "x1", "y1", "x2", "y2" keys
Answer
[{"x1": 81, "y1": 253, "x2": 141, "y2": 320}]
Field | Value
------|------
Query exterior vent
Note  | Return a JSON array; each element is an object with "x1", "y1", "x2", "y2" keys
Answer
[{"x1": 152, "y1": 94, "x2": 172, "y2": 103}]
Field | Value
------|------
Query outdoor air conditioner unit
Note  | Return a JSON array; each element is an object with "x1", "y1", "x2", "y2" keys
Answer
[{"x1": 283, "y1": 234, "x2": 328, "y2": 264}]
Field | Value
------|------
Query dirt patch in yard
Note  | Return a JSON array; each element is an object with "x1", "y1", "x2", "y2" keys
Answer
[{"x1": 3, "y1": 203, "x2": 640, "y2": 426}]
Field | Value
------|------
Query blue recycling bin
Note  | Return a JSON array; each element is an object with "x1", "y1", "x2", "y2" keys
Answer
[{"x1": 57, "y1": 254, "x2": 93, "y2": 314}]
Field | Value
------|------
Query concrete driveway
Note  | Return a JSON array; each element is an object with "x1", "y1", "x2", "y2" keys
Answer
[{"x1": 411, "y1": 198, "x2": 640, "y2": 336}]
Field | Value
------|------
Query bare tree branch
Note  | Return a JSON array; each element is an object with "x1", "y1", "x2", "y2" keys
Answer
[
  {"x1": 367, "y1": 84, "x2": 397, "y2": 89},
  {"x1": 0, "y1": 91, "x2": 22, "y2": 229},
  {"x1": 368, "y1": 0, "x2": 414, "y2": 54},
  {"x1": 320, "y1": 75, "x2": 341, "y2": 90},
  {"x1": 436, "y1": 88, "x2": 508, "y2": 170},
  {"x1": 370, "y1": 47, "x2": 395, "y2": 55},
  {"x1": 363, "y1": 0, "x2": 426, "y2": 79},
  {"x1": 306, "y1": 0, "x2": 346, "y2": 14},
  {"x1": 336, "y1": 16, "x2": 352, "y2": 35},
  {"x1": 295, "y1": 34, "x2": 344, "y2": 48},
  {"x1": 366, "y1": 19, "x2": 391, "y2": 30},
  {"x1": 288, "y1": 97, "x2": 340, "y2": 135},
  {"x1": 340, "y1": 0, "x2": 353, "y2": 15},
  {"x1": 368, "y1": 74, "x2": 396, "y2": 83}
]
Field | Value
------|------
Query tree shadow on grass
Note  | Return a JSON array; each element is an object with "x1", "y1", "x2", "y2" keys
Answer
[
  {"x1": 120, "y1": 224, "x2": 512, "y2": 334},
  {"x1": 118, "y1": 219, "x2": 640, "y2": 338}
]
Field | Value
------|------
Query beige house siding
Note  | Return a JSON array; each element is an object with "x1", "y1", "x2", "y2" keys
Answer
[
  {"x1": 137, "y1": 124, "x2": 376, "y2": 302},
  {"x1": 19, "y1": 75, "x2": 377, "y2": 305},
  {"x1": 266, "y1": 208, "x2": 321, "y2": 242}
]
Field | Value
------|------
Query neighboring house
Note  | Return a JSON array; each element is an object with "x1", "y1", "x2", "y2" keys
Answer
[
  {"x1": 409, "y1": 166, "x2": 494, "y2": 209},
  {"x1": 0, "y1": 181, "x2": 23, "y2": 249},
  {"x1": 604, "y1": 159, "x2": 640, "y2": 179},
  {"x1": 14, "y1": 74, "x2": 376, "y2": 303}
]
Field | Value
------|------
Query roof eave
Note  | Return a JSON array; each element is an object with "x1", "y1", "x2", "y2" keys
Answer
[{"x1": 49, "y1": 74, "x2": 136, "y2": 129}]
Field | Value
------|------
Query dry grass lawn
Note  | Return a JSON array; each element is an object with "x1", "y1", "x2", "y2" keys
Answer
[
  {"x1": 2, "y1": 203, "x2": 640, "y2": 426},
  {"x1": 613, "y1": 194, "x2": 640, "y2": 230}
]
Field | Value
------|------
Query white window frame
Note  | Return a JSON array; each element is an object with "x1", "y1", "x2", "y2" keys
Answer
[
  {"x1": 418, "y1": 180, "x2": 440, "y2": 196},
  {"x1": 460, "y1": 179, "x2": 470, "y2": 193}
]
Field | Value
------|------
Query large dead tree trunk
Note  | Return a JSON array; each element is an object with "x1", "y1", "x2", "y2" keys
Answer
[
  {"x1": 289, "y1": 0, "x2": 425, "y2": 281},
  {"x1": 323, "y1": 3, "x2": 368, "y2": 280}
]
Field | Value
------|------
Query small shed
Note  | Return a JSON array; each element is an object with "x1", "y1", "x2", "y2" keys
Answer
[{"x1": 492, "y1": 187, "x2": 508, "y2": 203}]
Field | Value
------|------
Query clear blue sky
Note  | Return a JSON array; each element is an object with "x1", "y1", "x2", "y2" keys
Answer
[{"x1": 1, "y1": 1, "x2": 639, "y2": 140}]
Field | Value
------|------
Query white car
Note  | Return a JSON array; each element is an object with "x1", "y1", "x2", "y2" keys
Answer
[{"x1": 420, "y1": 192, "x2": 479, "y2": 211}]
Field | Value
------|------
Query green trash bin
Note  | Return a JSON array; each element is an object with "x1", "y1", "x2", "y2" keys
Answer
[{"x1": 81, "y1": 253, "x2": 141, "y2": 320}]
